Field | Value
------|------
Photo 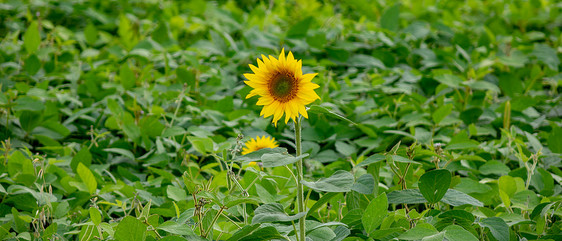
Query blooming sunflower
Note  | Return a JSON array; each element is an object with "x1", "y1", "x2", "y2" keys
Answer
[
  {"x1": 241, "y1": 136, "x2": 279, "y2": 155},
  {"x1": 244, "y1": 49, "x2": 320, "y2": 126}
]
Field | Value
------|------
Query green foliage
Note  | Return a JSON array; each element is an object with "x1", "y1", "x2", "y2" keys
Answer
[{"x1": 0, "y1": 0, "x2": 561, "y2": 240}]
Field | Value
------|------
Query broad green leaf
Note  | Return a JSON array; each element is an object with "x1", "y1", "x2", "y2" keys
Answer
[
  {"x1": 287, "y1": 17, "x2": 313, "y2": 38},
  {"x1": 302, "y1": 170, "x2": 354, "y2": 192},
  {"x1": 335, "y1": 141, "x2": 356, "y2": 156},
  {"x1": 443, "y1": 225, "x2": 478, "y2": 241},
  {"x1": 84, "y1": 22, "x2": 98, "y2": 45},
  {"x1": 308, "y1": 192, "x2": 338, "y2": 216},
  {"x1": 71, "y1": 147, "x2": 92, "y2": 172},
  {"x1": 120, "y1": 63, "x2": 135, "y2": 90},
  {"x1": 357, "y1": 154, "x2": 386, "y2": 167},
  {"x1": 89, "y1": 207, "x2": 101, "y2": 225},
  {"x1": 166, "y1": 185, "x2": 188, "y2": 202},
  {"x1": 251, "y1": 203, "x2": 306, "y2": 224},
  {"x1": 19, "y1": 111, "x2": 42, "y2": 132},
  {"x1": 479, "y1": 217, "x2": 509, "y2": 241},
  {"x1": 77, "y1": 163, "x2": 97, "y2": 195},
  {"x1": 308, "y1": 105, "x2": 356, "y2": 125},
  {"x1": 115, "y1": 216, "x2": 147, "y2": 241},
  {"x1": 432, "y1": 104, "x2": 453, "y2": 125},
  {"x1": 498, "y1": 175, "x2": 516, "y2": 197},
  {"x1": 441, "y1": 189, "x2": 484, "y2": 207},
  {"x1": 419, "y1": 169, "x2": 451, "y2": 204},
  {"x1": 548, "y1": 126, "x2": 562, "y2": 153},
  {"x1": 104, "y1": 148, "x2": 135, "y2": 160},
  {"x1": 398, "y1": 223, "x2": 438, "y2": 240},
  {"x1": 362, "y1": 193, "x2": 388, "y2": 235},
  {"x1": 532, "y1": 43, "x2": 559, "y2": 70},
  {"x1": 351, "y1": 173, "x2": 375, "y2": 194},
  {"x1": 380, "y1": 4, "x2": 400, "y2": 31},
  {"x1": 387, "y1": 189, "x2": 428, "y2": 204},
  {"x1": 226, "y1": 224, "x2": 260, "y2": 241},
  {"x1": 24, "y1": 54, "x2": 41, "y2": 75},
  {"x1": 157, "y1": 221, "x2": 195, "y2": 236},
  {"x1": 239, "y1": 226, "x2": 284, "y2": 241},
  {"x1": 261, "y1": 153, "x2": 309, "y2": 168},
  {"x1": 434, "y1": 74, "x2": 462, "y2": 88},
  {"x1": 24, "y1": 21, "x2": 40, "y2": 54},
  {"x1": 187, "y1": 136, "x2": 214, "y2": 155}
]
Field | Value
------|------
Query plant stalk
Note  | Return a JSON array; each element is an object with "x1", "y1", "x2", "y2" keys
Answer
[{"x1": 295, "y1": 117, "x2": 305, "y2": 240}]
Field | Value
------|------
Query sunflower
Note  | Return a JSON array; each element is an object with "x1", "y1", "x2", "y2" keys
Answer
[
  {"x1": 244, "y1": 49, "x2": 320, "y2": 126},
  {"x1": 241, "y1": 136, "x2": 279, "y2": 155}
]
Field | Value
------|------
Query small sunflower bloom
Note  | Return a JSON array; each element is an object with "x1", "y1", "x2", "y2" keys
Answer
[
  {"x1": 241, "y1": 136, "x2": 279, "y2": 155},
  {"x1": 242, "y1": 136, "x2": 279, "y2": 169},
  {"x1": 244, "y1": 49, "x2": 320, "y2": 126}
]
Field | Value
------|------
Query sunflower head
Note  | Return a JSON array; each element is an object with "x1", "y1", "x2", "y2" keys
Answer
[
  {"x1": 241, "y1": 135, "x2": 279, "y2": 155},
  {"x1": 244, "y1": 49, "x2": 320, "y2": 126}
]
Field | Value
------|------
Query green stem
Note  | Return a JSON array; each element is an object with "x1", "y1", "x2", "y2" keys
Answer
[{"x1": 295, "y1": 117, "x2": 305, "y2": 241}]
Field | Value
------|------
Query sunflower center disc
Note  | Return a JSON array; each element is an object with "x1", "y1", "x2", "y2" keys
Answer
[{"x1": 270, "y1": 73, "x2": 296, "y2": 101}]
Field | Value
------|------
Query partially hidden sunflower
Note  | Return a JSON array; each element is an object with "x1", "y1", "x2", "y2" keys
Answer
[
  {"x1": 241, "y1": 136, "x2": 279, "y2": 155},
  {"x1": 244, "y1": 49, "x2": 320, "y2": 126}
]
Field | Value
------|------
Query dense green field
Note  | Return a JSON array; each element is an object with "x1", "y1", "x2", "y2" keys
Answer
[{"x1": 1, "y1": 0, "x2": 561, "y2": 240}]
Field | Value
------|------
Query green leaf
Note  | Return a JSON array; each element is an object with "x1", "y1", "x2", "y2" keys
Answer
[
  {"x1": 308, "y1": 192, "x2": 338, "y2": 216},
  {"x1": 226, "y1": 224, "x2": 260, "y2": 241},
  {"x1": 89, "y1": 207, "x2": 101, "y2": 225},
  {"x1": 548, "y1": 126, "x2": 562, "y2": 153},
  {"x1": 302, "y1": 170, "x2": 355, "y2": 192},
  {"x1": 24, "y1": 54, "x2": 41, "y2": 75},
  {"x1": 434, "y1": 74, "x2": 463, "y2": 88},
  {"x1": 362, "y1": 193, "x2": 388, "y2": 235},
  {"x1": 77, "y1": 163, "x2": 97, "y2": 195},
  {"x1": 351, "y1": 174, "x2": 375, "y2": 194},
  {"x1": 335, "y1": 141, "x2": 356, "y2": 156},
  {"x1": 24, "y1": 21, "x2": 41, "y2": 54},
  {"x1": 498, "y1": 50, "x2": 528, "y2": 68},
  {"x1": 19, "y1": 111, "x2": 42, "y2": 132},
  {"x1": 239, "y1": 226, "x2": 284, "y2": 241},
  {"x1": 479, "y1": 217, "x2": 509, "y2": 241},
  {"x1": 308, "y1": 105, "x2": 356, "y2": 125},
  {"x1": 115, "y1": 216, "x2": 147, "y2": 241},
  {"x1": 251, "y1": 203, "x2": 306, "y2": 224},
  {"x1": 120, "y1": 63, "x2": 136, "y2": 90},
  {"x1": 441, "y1": 189, "x2": 484, "y2": 207},
  {"x1": 419, "y1": 169, "x2": 451, "y2": 204},
  {"x1": 532, "y1": 43, "x2": 560, "y2": 70},
  {"x1": 14, "y1": 97, "x2": 45, "y2": 112},
  {"x1": 261, "y1": 153, "x2": 309, "y2": 168},
  {"x1": 104, "y1": 148, "x2": 135, "y2": 160},
  {"x1": 157, "y1": 221, "x2": 195, "y2": 236},
  {"x1": 187, "y1": 136, "x2": 214, "y2": 155},
  {"x1": 443, "y1": 225, "x2": 478, "y2": 241},
  {"x1": 398, "y1": 223, "x2": 438, "y2": 240},
  {"x1": 167, "y1": 185, "x2": 188, "y2": 202},
  {"x1": 84, "y1": 22, "x2": 98, "y2": 45},
  {"x1": 387, "y1": 189, "x2": 427, "y2": 204},
  {"x1": 152, "y1": 22, "x2": 171, "y2": 45},
  {"x1": 71, "y1": 147, "x2": 92, "y2": 172},
  {"x1": 498, "y1": 175, "x2": 516, "y2": 197},
  {"x1": 422, "y1": 232, "x2": 445, "y2": 241},
  {"x1": 357, "y1": 154, "x2": 386, "y2": 167},
  {"x1": 287, "y1": 17, "x2": 313, "y2": 38},
  {"x1": 380, "y1": 4, "x2": 400, "y2": 31},
  {"x1": 432, "y1": 104, "x2": 454, "y2": 125}
]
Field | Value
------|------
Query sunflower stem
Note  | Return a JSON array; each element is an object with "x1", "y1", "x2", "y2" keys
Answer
[{"x1": 295, "y1": 117, "x2": 306, "y2": 241}]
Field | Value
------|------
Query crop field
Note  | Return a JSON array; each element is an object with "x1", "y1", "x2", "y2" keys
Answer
[{"x1": 0, "y1": 0, "x2": 561, "y2": 240}]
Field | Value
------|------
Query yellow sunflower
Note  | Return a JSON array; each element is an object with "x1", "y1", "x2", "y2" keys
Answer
[
  {"x1": 244, "y1": 49, "x2": 320, "y2": 126},
  {"x1": 241, "y1": 136, "x2": 279, "y2": 155}
]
